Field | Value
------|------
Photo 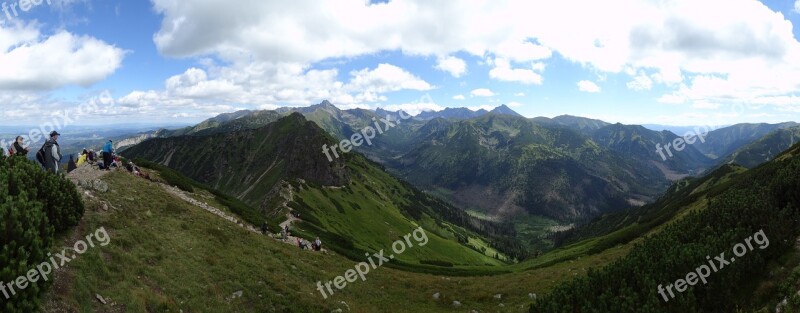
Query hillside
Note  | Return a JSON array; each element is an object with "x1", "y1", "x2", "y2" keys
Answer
[
  {"x1": 385, "y1": 113, "x2": 667, "y2": 221},
  {"x1": 39, "y1": 166, "x2": 635, "y2": 312},
  {"x1": 530, "y1": 143, "x2": 800, "y2": 312},
  {"x1": 723, "y1": 126, "x2": 800, "y2": 168},
  {"x1": 123, "y1": 113, "x2": 517, "y2": 268}
]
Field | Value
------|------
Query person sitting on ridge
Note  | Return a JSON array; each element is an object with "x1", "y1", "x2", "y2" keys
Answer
[{"x1": 10, "y1": 136, "x2": 29, "y2": 156}]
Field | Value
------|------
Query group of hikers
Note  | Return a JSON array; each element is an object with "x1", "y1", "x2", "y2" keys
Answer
[
  {"x1": 3, "y1": 131, "x2": 144, "y2": 178},
  {"x1": 3, "y1": 131, "x2": 64, "y2": 173},
  {"x1": 261, "y1": 222, "x2": 323, "y2": 252}
]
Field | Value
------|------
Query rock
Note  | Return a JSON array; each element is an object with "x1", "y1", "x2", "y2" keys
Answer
[
  {"x1": 95, "y1": 294, "x2": 107, "y2": 304},
  {"x1": 227, "y1": 290, "x2": 243, "y2": 301},
  {"x1": 529, "y1": 293, "x2": 537, "y2": 300},
  {"x1": 432, "y1": 292, "x2": 440, "y2": 300},
  {"x1": 101, "y1": 202, "x2": 109, "y2": 211},
  {"x1": 494, "y1": 293, "x2": 502, "y2": 300},
  {"x1": 331, "y1": 309, "x2": 343, "y2": 313},
  {"x1": 452, "y1": 301, "x2": 461, "y2": 307},
  {"x1": 498, "y1": 303, "x2": 505, "y2": 307}
]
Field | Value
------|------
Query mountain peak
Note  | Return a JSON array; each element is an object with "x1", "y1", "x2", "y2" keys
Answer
[
  {"x1": 317, "y1": 100, "x2": 336, "y2": 108},
  {"x1": 490, "y1": 104, "x2": 522, "y2": 117}
]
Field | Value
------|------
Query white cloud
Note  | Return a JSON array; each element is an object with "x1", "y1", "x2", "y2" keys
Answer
[
  {"x1": 514, "y1": 92, "x2": 525, "y2": 97},
  {"x1": 489, "y1": 58, "x2": 543, "y2": 85},
  {"x1": 35, "y1": 0, "x2": 797, "y2": 123},
  {"x1": 0, "y1": 22, "x2": 125, "y2": 91},
  {"x1": 347, "y1": 63, "x2": 433, "y2": 93},
  {"x1": 381, "y1": 102, "x2": 444, "y2": 116},
  {"x1": 435, "y1": 56, "x2": 467, "y2": 77},
  {"x1": 795, "y1": 0, "x2": 800, "y2": 13},
  {"x1": 577, "y1": 80, "x2": 601, "y2": 93},
  {"x1": 471, "y1": 88, "x2": 495, "y2": 97},
  {"x1": 626, "y1": 72, "x2": 653, "y2": 91},
  {"x1": 452, "y1": 94, "x2": 465, "y2": 100},
  {"x1": 507, "y1": 101, "x2": 523, "y2": 107}
]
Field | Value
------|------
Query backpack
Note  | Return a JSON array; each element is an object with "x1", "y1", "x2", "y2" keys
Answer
[{"x1": 36, "y1": 144, "x2": 47, "y2": 165}]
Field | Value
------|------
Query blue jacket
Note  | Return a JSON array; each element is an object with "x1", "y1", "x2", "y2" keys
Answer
[{"x1": 103, "y1": 142, "x2": 113, "y2": 154}]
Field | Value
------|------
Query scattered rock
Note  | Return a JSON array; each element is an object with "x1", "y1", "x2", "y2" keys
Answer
[
  {"x1": 432, "y1": 292, "x2": 440, "y2": 300},
  {"x1": 227, "y1": 290, "x2": 243, "y2": 301},
  {"x1": 452, "y1": 301, "x2": 461, "y2": 307},
  {"x1": 101, "y1": 202, "x2": 109, "y2": 211},
  {"x1": 95, "y1": 294, "x2": 107, "y2": 305},
  {"x1": 494, "y1": 293, "x2": 502, "y2": 300},
  {"x1": 78, "y1": 179, "x2": 110, "y2": 193}
]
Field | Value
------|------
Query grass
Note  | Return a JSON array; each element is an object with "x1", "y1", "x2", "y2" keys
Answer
[{"x1": 43, "y1": 170, "x2": 646, "y2": 312}]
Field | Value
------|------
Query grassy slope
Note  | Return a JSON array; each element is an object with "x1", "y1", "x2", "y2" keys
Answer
[
  {"x1": 44, "y1": 171, "x2": 642, "y2": 312},
  {"x1": 289, "y1": 155, "x2": 505, "y2": 268}
]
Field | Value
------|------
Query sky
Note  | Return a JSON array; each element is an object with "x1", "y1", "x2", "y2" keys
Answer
[{"x1": 2, "y1": 0, "x2": 800, "y2": 126}]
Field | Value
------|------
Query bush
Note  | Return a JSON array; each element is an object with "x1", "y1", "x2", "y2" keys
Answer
[{"x1": 0, "y1": 156, "x2": 84, "y2": 312}]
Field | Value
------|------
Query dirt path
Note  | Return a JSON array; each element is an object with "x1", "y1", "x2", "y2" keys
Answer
[{"x1": 160, "y1": 184, "x2": 261, "y2": 234}]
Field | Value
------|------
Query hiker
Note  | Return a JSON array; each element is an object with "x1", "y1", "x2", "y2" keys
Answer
[
  {"x1": 284, "y1": 224, "x2": 290, "y2": 238},
  {"x1": 280, "y1": 226, "x2": 287, "y2": 241},
  {"x1": 260, "y1": 221, "x2": 269, "y2": 235},
  {"x1": 112, "y1": 155, "x2": 121, "y2": 169},
  {"x1": 67, "y1": 155, "x2": 77, "y2": 173},
  {"x1": 102, "y1": 140, "x2": 114, "y2": 171},
  {"x1": 125, "y1": 162, "x2": 134, "y2": 173},
  {"x1": 10, "y1": 136, "x2": 29, "y2": 156},
  {"x1": 42, "y1": 131, "x2": 62, "y2": 173},
  {"x1": 77, "y1": 151, "x2": 88, "y2": 167},
  {"x1": 313, "y1": 237, "x2": 322, "y2": 251},
  {"x1": 87, "y1": 149, "x2": 96, "y2": 164}
]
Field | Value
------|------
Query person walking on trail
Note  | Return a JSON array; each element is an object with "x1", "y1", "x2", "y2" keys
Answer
[
  {"x1": 43, "y1": 131, "x2": 62, "y2": 174},
  {"x1": 313, "y1": 237, "x2": 322, "y2": 251},
  {"x1": 260, "y1": 221, "x2": 269, "y2": 235},
  {"x1": 102, "y1": 140, "x2": 114, "y2": 171},
  {"x1": 10, "y1": 136, "x2": 29, "y2": 156}
]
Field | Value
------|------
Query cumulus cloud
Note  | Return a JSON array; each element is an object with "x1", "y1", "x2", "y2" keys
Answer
[
  {"x1": 452, "y1": 94, "x2": 465, "y2": 100},
  {"x1": 346, "y1": 63, "x2": 433, "y2": 93},
  {"x1": 435, "y1": 56, "x2": 467, "y2": 77},
  {"x1": 627, "y1": 72, "x2": 653, "y2": 91},
  {"x1": 471, "y1": 88, "x2": 495, "y2": 97},
  {"x1": 0, "y1": 22, "x2": 125, "y2": 91},
  {"x1": 489, "y1": 58, "x2": 544, "y2": 85},
  {"x1": 577, "y1": 80, "x2": 601, "y2": 93},
  {"x1": 17, "y1": 0, "x2": 793, "y2": 122}
]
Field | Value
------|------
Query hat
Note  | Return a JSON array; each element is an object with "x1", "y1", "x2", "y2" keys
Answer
[{"x1": 50, "y1": 131, "x2": 60, "y2": 137}]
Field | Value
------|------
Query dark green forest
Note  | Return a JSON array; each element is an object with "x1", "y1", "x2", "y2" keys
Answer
[{"x1": 531, "y1": 145, "x2": 800, "y2": 312}]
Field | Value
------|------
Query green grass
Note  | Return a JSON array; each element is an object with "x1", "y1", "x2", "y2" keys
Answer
[
  {"x1": 44, "y1": 171, "x2": 641, "y2": 312},
  {"x1": 289, "y1": 160, "x2": 506, "y2": 269}
]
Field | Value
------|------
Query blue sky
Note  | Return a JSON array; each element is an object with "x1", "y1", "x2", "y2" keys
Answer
[{"x1": 2, "y1": 0, "x2": 800, "y2": 126}]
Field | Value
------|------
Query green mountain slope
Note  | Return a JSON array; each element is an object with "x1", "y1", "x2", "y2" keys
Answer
[
  {"x1": 123, "y1": 113, "x2": 515, "y2": 268},
  {"x1": 386, "y1": 114, "x2": 668, "y2": 221},
  {"x1": 530, "y1": 143, "x2": 800, "y2": 312},
  {"x1": 694, "y1": 122, "x2": 798, "y2": 158},
  {"x1": 591, "y1": 123, "x2": 713, "y2": 174},
  {"x1": 723, "y1": 126, "x2": 800, "y2": 168}
]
